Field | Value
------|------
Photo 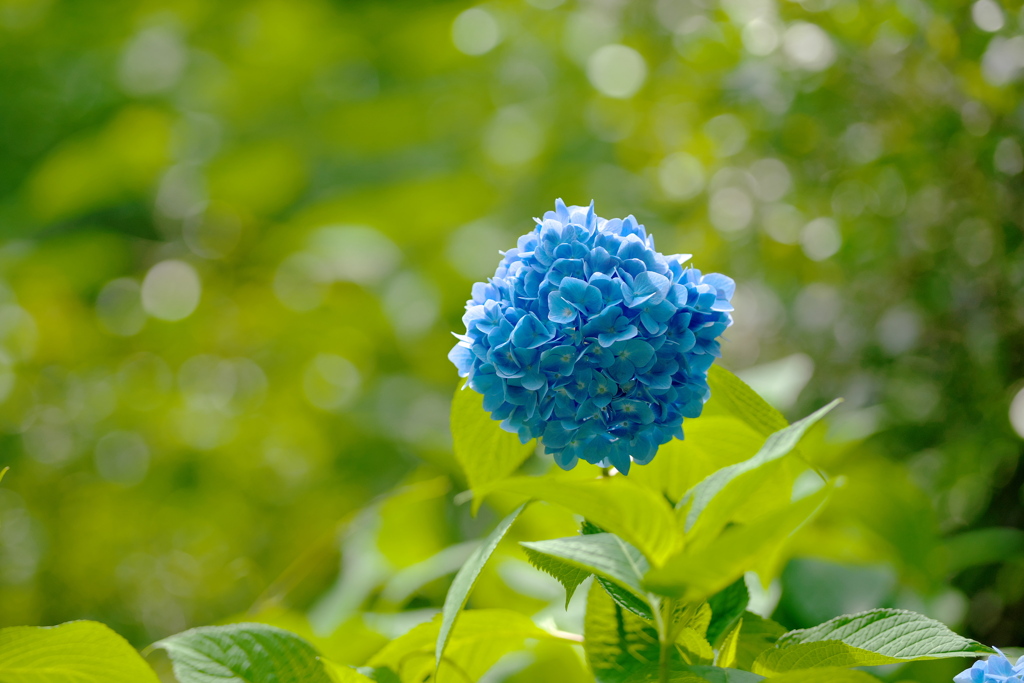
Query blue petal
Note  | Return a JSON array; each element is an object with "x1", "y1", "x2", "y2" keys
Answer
[{"x1": 546, "y1": 292, "x2": 577, "y2": 324}]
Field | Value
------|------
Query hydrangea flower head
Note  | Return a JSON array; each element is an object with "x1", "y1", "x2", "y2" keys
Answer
[
  {"x1": 955, "y1": 650, "x2": 1024, "y2": 683},
  {"x1": 449, "y1": 200, "x2": 734, "y2": 473}
]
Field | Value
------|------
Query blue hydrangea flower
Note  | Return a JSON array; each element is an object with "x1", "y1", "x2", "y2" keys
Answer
[
  {"x1": 955, "y1": 651, "x2": 1024, "y2": 683},
  {"x1": 449, "y1": 200, "x2": 734, "y2": 473}
]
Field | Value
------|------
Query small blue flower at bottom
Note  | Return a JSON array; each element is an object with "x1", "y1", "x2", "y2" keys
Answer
[
  {"x1": 449, "y1": 200, "x2": 734, "y2": 473},
  {"x1": 955, "y1": 650, "x2": 1024, "y2": 682}
]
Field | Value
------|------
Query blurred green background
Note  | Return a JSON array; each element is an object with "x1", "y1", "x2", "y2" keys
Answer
[{"x1": 1, "y1": 0, "x2": 1023, "y2": 679}]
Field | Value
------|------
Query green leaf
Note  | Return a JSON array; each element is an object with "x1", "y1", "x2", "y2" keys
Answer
[
  {"x1": 477, "y1": 475, "x2": 679, "y2": 564},
  {"x1": 706, "y1": 366, "x2": 789, "y2": 438},
  {"x1": 624, "y1": 417, "x2": 766, "y2": 506},
  {"x1": 763, "y1": 669, "x2": 879, "y2": 682},
  {"x1": 0, "y1": 466, "x2": 8, "y2": 484},
  {"x1": 521, "y1": 542, "x2": 595, "y2": 609},
  {"x1": 451, "y1": 380, "x2": 534, "y2": 500},
  {"x1": 435, "y1": 503, "x2": 526, "y2": 673},
  {"x1": 716, "y1": 618, "x2": 743, "y2": 668},
  {"x1": 580, "y1": 522, "x2": 654, "y2": 618},
  {"x1": 646, "y1": 486, "x2": 832, "y2": 601},
  {"x1": 677, "y1": 666, "x2": 766, "y2": 683},
  {"x1": 372, "y1": 609, "x2": 553, "y2": 683},
  {"x1": 734, "y1": 613, "x2": 787, "y2": 671},
  {"x1": 752, "y1": 608, "x2": 994, "y2": 676},
  {"x1": 151, "y1": 623, "x2": 332, "y2": 683},
  {"x1": 583, "y1": 581, "x2": 661, "y2": 683},
  {"x1": 618, "y1": 663, "x2": 766, "y2": 683},
  {"x1": 521, "y1": 533, "x2": 650, "y2": 605},
  {"x1": 707, "y1": 578, "x2": 750, "y2": 646},
  {"x1": 0, "y1": 621, "x2": 159, "y2": 683},
  {"x1": 321, "y1": 659, "x2": 377, "y2": 683},
  {"x1": 681, "y1": 400, "x2": 841, "y2": 537}
]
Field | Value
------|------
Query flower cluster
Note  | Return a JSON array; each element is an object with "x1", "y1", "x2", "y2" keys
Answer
[
  {"x1": 956, "y1": 651, "x2": 1024, "y2": 683},
  {"x1": 449, "y1": 200, "x2": 734, "y2": 473}
]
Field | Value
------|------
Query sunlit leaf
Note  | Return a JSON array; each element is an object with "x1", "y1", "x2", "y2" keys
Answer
[
  {"x1": 733, "y1": 613, "x2": 787, "y2": 671},
  {"x1": 680, "y1": 400, "x2": 840, "y2": 546},
  {"x1": 0, "y1": 621, "x2": 159, "y2": 683},
  {"x1": 646, "y1": 486, "x2": 832, "y2": 601},
  {"x1": 705, "y1": 366, "x2": 788, "y2": 438},
  {"x1": 477, "y1": 475, "x2": 679, "y2": 564},
  {"x1": 321, "y1": 658, "x2": 376, "y2": 683},
  {"x1": 372, "y1": 609, "x2": 555, "y2": 683},
  {"x1": 451, "y1": 380, "x2": 534, "y2": 500},
  {"x1": 151, "y1": 623, "x2": 332, "y2": 683},
  {"x1": 752, "y1": 608, "x2": 993, "y2": 675},
  {"x1": 716, "y1": 618, "x2": 743, "y2": 669}
]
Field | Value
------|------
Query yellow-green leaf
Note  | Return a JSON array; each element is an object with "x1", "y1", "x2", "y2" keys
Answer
[
  {"x1": 752, "y1": 608, "x2": 993, "y2": 676},
  {"x1": 716, "y1": 618, "x2": 743, "y2": 669},
  {"x1": 451, "y1": 381, "x2": 534, "y2": 500},
  {"x1": 646, "y1": 485, "x2": 832, "y2": 601},
  {"x1": 0, "y1": 621, "x2": 159, "y2": 683},
  {"x1": 705, "y1": 366, "x2": 788, "y2": 437},
  {"x1": 477, "y1": 474, "x2": 679, "y2": 564}
]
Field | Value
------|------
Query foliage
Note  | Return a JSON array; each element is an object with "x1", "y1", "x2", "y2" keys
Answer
[
  {"x1": 0, "y1": 366, "x2": 1005, "y2": 682},
  {"x1": 1, "y1": 0, "x2": 1023, "y2": 681}
]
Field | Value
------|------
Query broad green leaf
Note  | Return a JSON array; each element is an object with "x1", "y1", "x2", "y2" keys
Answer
[
  {"x1": 372, "y1": 609, "x2": 553, "y2": 683},
  {"x1": 707, "y1": 578, "x2": 749, "y2": 646},
  {"x1": 752, "y1": 608, "x2": 993, "y2": 676},
  {"x1": 451, "y1": 380, "x2": 534, "y2": 498},
  {"x1": 763, "y1": 669, "x2": 879, "y2": 682},
  {"x1": 478, "y1": 475, "x2": 678, "y2": 564},
  {"x1": 705, "y1": 366, "x2": 788, "y2": 437},
  {"x1": 734, "y1": 613, "x2": 787, "y2": 671},
  {"x1": 521, "y1": 534, "x2": 650, "y2": 606},
  {"x1": 0, "y1": 621, "x2": 159, "y2": 683},
  {"x1": 583, "y1": 581, "x2": 661, "y2": 683},
  {"x1": 436, "y1": 504, "x2": 525, "y2": 673},
  {"x1": 625, "y1": 417, "x2": 765, "y2": 505},
  {"x1": 646, "y1": 486, "x2": 832, "y2": 601},
  {"x1": 716, "y1": 619, "x2": 743, "y2": 669},
  {"x1": 321, "y1": 659, "x2": 376, "y2": 683},
  {"x1": 681, "y1": 400, "x2": 841, "y2": 537},
  {"x1": 151, "y1": 623, "x2": 332, "y2": 683},
  {"x1": 0, "y1": 466, "x2": 7, "y2": 484}
]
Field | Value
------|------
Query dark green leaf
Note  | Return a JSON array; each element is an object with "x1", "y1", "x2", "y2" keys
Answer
[
  {"x1": 151, "y1": 623, "x2": 332, "y2": 683},
  {"x1": 707, "y1": 578, "x2": 750, "y2": 646},
  {"x1": 583, "y1": 582, "x2": 661, "y2": 683}
]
